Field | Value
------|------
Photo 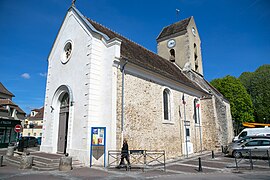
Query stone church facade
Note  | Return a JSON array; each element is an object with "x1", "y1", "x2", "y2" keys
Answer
[{"x1": 40, "y1": 4, "x2": 233, "y2": 166}]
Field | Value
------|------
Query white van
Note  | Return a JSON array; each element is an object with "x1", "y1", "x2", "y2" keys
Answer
[{"x1": 233, "y1": 127, "x2": 270, "y2": 141}]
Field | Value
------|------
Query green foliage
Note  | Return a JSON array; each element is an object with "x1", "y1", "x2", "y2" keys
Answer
[
  {"x1": 239, "y1": 64, "x2": 270, "y2": 123},
  {"x1": 210, "y1": 75, "x2": 254, "y2": 124}
]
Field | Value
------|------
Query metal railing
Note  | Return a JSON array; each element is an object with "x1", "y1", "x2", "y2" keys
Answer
[
  {"x1": 234, "y1": 149, "x2": 270, "y2": 170},
  {"x1": 107, "y1": 150, "x2": 165, "y2": 171}
]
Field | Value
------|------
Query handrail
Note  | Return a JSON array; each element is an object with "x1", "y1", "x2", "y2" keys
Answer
[
  {"x1": 107, "y1": 150, "x2": 166, "y2": 171},
  {"x1": 234, "y1": 149, "x2": 270, "y2": 170}
]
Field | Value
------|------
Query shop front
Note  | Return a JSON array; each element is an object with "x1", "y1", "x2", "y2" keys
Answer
[{"x1": 0, "y1": 119, "x2": 21, "y2": 148}]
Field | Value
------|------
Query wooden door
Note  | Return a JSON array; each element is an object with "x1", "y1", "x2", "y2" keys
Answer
[{"x1": 57, "y1": 106, "x2": 69, "y2": 154}]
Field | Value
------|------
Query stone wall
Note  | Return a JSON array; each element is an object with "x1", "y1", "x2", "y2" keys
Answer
[
  {"x1": 200, "y1": 97, "x2": 218, "y2": 150},
  {"x1": 116, "y1": 69, "x2": 203, "y2": 158},
  {"x1": 184, "y1": 70, "x2": 234, "y2": 149}
]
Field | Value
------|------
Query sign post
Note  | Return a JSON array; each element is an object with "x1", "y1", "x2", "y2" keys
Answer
[
  {"x1": 14, "y1": 124, "x2": 22, "y2": 133},
  {"x1": 14, "y1": 124, "x2": 22, "y2": 143}
]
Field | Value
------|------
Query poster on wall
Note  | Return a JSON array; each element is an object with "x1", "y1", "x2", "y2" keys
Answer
[
  {"x1": 92, "y1": 128, "x2": 105, "y2": 146},
  {"x1": 90, "y1": 127, "x2": 106, "y2": 167}
]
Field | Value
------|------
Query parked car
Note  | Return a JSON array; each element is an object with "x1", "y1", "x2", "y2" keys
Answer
[
  {"x1": 17, "y1": 136, "x2": 38, "y2": 148},
  {"x1": 224, "y1": 136, "x2": 270, "y2": 154},
  {"x1": 227, "y1": 138, "x2": 270, "y2": 158}
]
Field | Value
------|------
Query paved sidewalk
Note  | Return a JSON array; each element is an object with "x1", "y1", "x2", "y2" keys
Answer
[{"x1": 1, "y1": 150, "x2": 270, "y2": 179}]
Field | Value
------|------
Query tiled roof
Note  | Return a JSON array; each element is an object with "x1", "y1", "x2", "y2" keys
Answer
[
  {"x1": 0, "y1": 99, "x2": 16, "y2": 106},
  {"x1": 0, "y1": 82, "x2": 14, "y2": 97},
  {"x1": 29, "y1": 107, "x2": 44, "y2": 120},
  {"x1": 0, "y1": 99, "x2": 26, "y2": 114},
  {"x1": 87, "y1": 19, "x2": 205, "y2": 93},
  {"x1": 156, "y1": 17, "x2": 191, "y2": 41}
]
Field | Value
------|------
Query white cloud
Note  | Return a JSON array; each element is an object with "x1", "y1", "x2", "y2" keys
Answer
[
  {"x1": 21, "y1": 73, "x2": 30, "y2": 79},
  {"x1": 39, "y1": 72, "x2": 47, "y2": 77}
]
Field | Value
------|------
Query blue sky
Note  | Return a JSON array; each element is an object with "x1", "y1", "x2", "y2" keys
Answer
[{"x1": 0, "y1": 0, "x2": 269, "y2": 114}]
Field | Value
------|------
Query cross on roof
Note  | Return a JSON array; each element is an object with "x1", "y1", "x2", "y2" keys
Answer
[{"x1": 72, "y1": 0, "x2": 76, "y2": 6}]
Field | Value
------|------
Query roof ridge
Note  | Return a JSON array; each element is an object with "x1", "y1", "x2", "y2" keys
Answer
[
  {"x1": 87, "y1": 18, "x2": 158, "y2": 57},
  {"x1": 162, "y1": 16, "x2": 192, "y2": 30},
  {"x1": 85, "y1": 16, "x2": 206, "y2": 94},
  {"x1": 156, "y1": 16, "x2": 192, "y2": 40},
  {"x1": 0, "y1": 82, "x2": 14, "y2": 97}
]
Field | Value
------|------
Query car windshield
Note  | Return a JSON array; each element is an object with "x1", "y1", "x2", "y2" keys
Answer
[
  {"x1": 236, "y1": 137, "x2": 250, "y2": 143},
  {"x1": 236, "y1": 136, "x2": 270, "y2": 144}
]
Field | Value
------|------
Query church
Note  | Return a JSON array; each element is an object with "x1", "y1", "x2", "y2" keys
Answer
[{"x1": 40, "y1": 4, "x2": 233, "y2": 166}]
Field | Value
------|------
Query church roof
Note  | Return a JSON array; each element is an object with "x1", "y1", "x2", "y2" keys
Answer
[
  {"x1": 156, "y1": 17, "x2": 191, "y2": 41},
  {"x1": 0, "y1": 82, "x2": 14, "y2": 97},
  {"x1": 87, "y1": 18, "x2": 206, "y2": 93}
]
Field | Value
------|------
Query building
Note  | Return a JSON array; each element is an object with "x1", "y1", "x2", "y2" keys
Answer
[
  {"x1": 23, "y1": 107, "x2": 44, "y2": 139},
  {"x1": 0, "y1": 82, "x2": 26, "y2": 148},
  {"x1": 40, "y1": 4, "x2": 233, "y2": 166}
]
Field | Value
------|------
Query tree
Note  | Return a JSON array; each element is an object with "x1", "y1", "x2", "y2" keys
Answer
[
  {"x1": 210, "y1": 75, "x2": 254, "y2": 125},
  {"x1": 239, "y1": 65, "x2": 270, "y2": 123}
]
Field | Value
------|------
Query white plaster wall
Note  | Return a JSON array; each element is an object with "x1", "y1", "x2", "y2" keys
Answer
[{"x1": 41, "y1": 9, "x2": 120, "y2": 166}]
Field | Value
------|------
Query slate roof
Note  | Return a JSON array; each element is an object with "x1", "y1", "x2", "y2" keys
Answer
[
  {"x1": 157, "y1": 17, "x2": 191, "y2": 41},
  {"x1": 0, "y1": 82, "x2": 14, "y2": 97},
  {"x1": 87, "y1": 18, "x2": 206, "y2": 94}
]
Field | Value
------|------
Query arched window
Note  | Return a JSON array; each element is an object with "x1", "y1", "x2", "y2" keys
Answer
[
  {"x1": 194, "y1": 98, "x2": 200, "y2": 124},
  {"x1": 163, "y1": 89, "x2": 171, "y2": 120},
  {"x1": 60, "y1": 93, "x2": 69, "y2": 107},
  {"x1": 194, "y1": 43, "x2": 199, "y2": 71},
  {"x1": 64, "y1": 42, "x2": 72, "y2": 60},
  {"x1": 169, "y1": 49, "x2": 175, "y2": 62},
  {"x1": 194, "y1": 99, "x2": 198, "y2": 124}
]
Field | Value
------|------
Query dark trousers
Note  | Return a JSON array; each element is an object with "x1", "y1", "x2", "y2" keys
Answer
[{"x1": 119, "y1": 153, "x2": 130, "y2": 165}]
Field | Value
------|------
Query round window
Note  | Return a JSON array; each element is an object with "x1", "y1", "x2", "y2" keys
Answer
[{"x1": 61, "y1": 41, "x2": 73, "y2": 64}]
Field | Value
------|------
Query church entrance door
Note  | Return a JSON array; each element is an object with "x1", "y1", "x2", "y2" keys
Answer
[{"x1": 57, "y1": 93, "x2": 69, "y2": 154}]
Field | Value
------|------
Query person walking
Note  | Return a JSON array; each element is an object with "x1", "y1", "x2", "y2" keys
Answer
[{"x1": 119, "y1": 138, "x2": 130, "y2": 167}]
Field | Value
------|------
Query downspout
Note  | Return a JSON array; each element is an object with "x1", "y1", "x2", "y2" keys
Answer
[
  {"x1": 120, "y1": 60, "x2": 128, "y2": 143},
  {"x1": 198, "y1": 100, "x2": 203, "y2": 153}
]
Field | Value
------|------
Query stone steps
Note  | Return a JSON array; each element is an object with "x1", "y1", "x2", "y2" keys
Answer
[{"x1": 5, "y1": 152, "x2": 84, "y2": 171}]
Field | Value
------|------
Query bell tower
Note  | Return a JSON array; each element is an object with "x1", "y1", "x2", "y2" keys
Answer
[{"x1": 157, "y1": 16, "x2": 203, "y2": 76}]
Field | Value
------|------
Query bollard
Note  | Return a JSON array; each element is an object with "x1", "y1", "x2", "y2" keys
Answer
[
  {"x1": 249, "y1": 149, "x2": 253, "y2": 170},
  {"x1": 198, "y1": 157, "x2": 203, "y2": 172},
  {"x1": 6, "y1": 146, "x2": 15, "y2": 157},
  {"x1": 221, "y1": 146, "x2": 224, "y2": 153},
  {"x1": 212, "y1": 150, "x2": 215, "y2": 159},
  {"x1": 59, "y1": 156, "x2": 72, "y2": 171},
  {"x1": 20, "y1": 155, "x2": 33, "y2": 169},
  {"x1": 267, "y1": 150, "x2": 270, "y2": 167},
  {"x1": 0, "y1": 155, "x2": 3, "y2": 167},
  {"x1": 18, "y1": 139, "x2": 24, "y2": 152},
  {"x1": 234, "y1": 156, "x2": 238, "y2": 170}
]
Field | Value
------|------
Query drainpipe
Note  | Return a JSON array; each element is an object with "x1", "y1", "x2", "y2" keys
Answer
[
  {"x1": 183, "y1": 94, "x2": 188, "y2": 157},
  {"x1": 195, "y1": 98, "x2": 203, "y2": 153},
  {"x1": 120, "y1": 60, "x2": 128, "y2": 143},
  {"x1": 198, "y1": 100, "x2": 203, "y2": 153}
]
